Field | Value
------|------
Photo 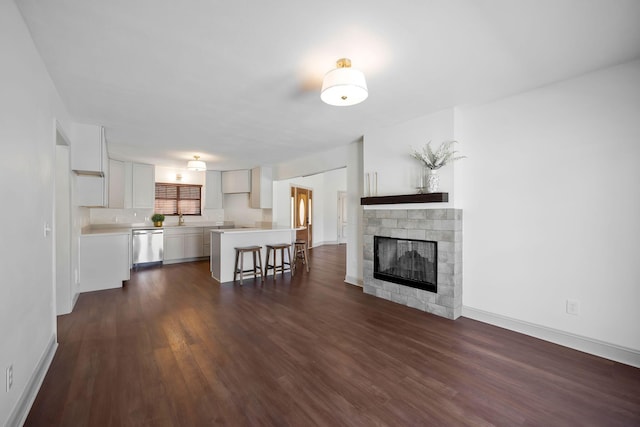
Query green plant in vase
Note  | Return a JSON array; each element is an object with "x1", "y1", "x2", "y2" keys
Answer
[{"x1": 151, "y1": 213, "x2": 165, "y2": 227}]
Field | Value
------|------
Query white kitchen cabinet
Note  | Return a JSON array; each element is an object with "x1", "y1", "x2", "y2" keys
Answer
[
  {"x1": 132, "y1": 163, "x2": 155, "y2": 208},
  {"x1": 108, "y1": 159, "x2": 125, "y2": 208},
  {"x1": 71, "y1": 124, "x2": 107, "y2": 175},
  {"x1": 250, "y1": 166, "x2": 273, "y2": 208},
  {"x1": 203, "y1": 228, "x2": 212, "y2": 257},
  {"x1": 72, "y1": 123, "x2": 109, "y2": 206},
  {"x1": 221, "y1": 169, "x2": 251, "y2": 193},
  {"x1": 163, "y1": 227, "x2": 205, "y2": 263},
  {"x1": 76, "y1": 175, "x2": 107, "y2": 207},
  {"x1": 108, "y1": 161, "x2": 154, "y2": 209},
  {"x1": 185, "y1": 233, "x2": 204, "y2": 258},
  {"x1": 163, "y1": 234, "x2": 184, "y2": 261},
  {"x1": 79, "y1": 233, "x2": 130, "y2": 292},
  {"x1": 205, "y1": 170, "x2": 223, "y2": 209}
]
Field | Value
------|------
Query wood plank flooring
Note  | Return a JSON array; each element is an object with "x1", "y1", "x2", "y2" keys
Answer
[{"x1": 26, "y1": 245, "x2": 640, "y2": 426}]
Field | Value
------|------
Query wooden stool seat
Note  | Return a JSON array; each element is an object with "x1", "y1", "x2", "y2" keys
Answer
[
  {"x1": 265, "y1": 243, "x2": 293, "y2": 280},
  {"x1": 293, "y1": 239, "x2": 310, "y2": 273},
  {"x1": 234, "y1": 245, "x2": 264, "y2": 284}
]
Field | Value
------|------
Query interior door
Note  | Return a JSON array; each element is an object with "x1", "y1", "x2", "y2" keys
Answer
[
  {"x1": 291, "y1": 186, "x2": 312, "y2": 247},
  {"x1": 337, "y1": 191, "x2": 347, "y2": 244}
]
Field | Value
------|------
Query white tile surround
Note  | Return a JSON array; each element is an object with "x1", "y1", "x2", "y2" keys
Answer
[{"x1": 363, "y1": 208, "x2": 462, "y2": 320}]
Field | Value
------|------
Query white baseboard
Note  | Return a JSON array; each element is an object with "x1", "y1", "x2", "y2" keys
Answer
[
  {"x1": 462, "y1": 306, "x2": 640, "y2": 368},
  {"x1": 344, "y1": 275, "x2": 363, "y2": 287},
  {"x1": 6, "y1": 334, "x2": 58, "y2": 427},
  {"x1": 72, "y1": 291, "x2": 79, "y2": 310},
  {"x1": 310, "y1": 240, "x2": 338, "y2": 248}
]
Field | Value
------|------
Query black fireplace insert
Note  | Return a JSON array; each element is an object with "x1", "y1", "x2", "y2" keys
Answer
[{"x1": 374, "y1": 236, "x2": 437, "y2": 293}]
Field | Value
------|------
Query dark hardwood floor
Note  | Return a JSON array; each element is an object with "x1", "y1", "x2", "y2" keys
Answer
[{"x1": 27, "y1": 245, "x2": 640, "y2": 426}]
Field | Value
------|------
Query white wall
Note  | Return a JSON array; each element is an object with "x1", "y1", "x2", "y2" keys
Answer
[
  {"x1": 273, "y1": 168, "x2": 348, "y2": 246},
  {"x1": 0, "y1": 1, "x2": 73, "y2": 424},
  {"x1": 55, "y1": 145, "x2": 72, "y2": 315},
  {"x1": 320, "y1": 168, "x2": 347, "y2": 244},
  {"x1": 274, "y1": 145, "x2": 350, "y2": 181},
  {"x1": 363, "y1": 108, "x2": 457, "y2": 207},
  {"x1": 273, "y1": 173, "x2": 326, "y2": 245},
  {"x1": 272, "y1": 168, "x2": 347, "y2": 246},
  {"x1": 272, "y1": 142, "x2": 361, "y2": 284},
  {"x1": 345, "y1": 141, "x2": 364, "y2": 285},
  {"x1": 456, "y1": 60, "x2": 640, "y2": 352},
  {"x1": 223, "y1": 193, "x2": 266, "y2": 227},
  {"x1": 362, "y1": 60, "x2": 640, "y2": 355}
]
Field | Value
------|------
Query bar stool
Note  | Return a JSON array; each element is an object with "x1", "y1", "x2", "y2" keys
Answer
[
  {"x1": 233, "y1": 245, "x2": 264, "y2": 284},
  {"x1": 265, "y1": 243, "x2": 293, "y2": 279},
  {"x1": 293, "y1": 239, "x2": 310, "y2": 273}
]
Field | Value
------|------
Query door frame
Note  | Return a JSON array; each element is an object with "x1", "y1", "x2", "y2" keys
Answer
[
  {"x1": 55, "y1": 124, "x2": 73, "y2": 314},
  {"x1": 290, "y1": 185, "x2": 313, "y2": 247}
]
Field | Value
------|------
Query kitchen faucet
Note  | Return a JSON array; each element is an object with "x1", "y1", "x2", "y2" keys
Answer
[{"x1": 178, "y1": 213, "x2": 185, "y2": 226}]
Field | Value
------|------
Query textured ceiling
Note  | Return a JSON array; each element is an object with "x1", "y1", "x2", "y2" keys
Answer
[{"x1": 16, "y1": 0, "x2": 640, "y2": 170}]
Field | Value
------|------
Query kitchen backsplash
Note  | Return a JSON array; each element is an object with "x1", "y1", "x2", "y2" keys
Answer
[{"x1": 89, "y1": 208, "x2": 225, "y2": 225}]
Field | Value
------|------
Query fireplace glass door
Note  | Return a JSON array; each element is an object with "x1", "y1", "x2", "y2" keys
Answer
[{"x1": 374, "y1": 236, "x2": 437, "y2": 293}]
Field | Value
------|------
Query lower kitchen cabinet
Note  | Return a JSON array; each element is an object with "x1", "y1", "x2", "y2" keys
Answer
[
  {"x1": 185, "y1": 233, "x2": 204, "y2": 258},
  {"x1": 203, "y1": 228, "x2": 211, "y2": 258},
  {"x1": 164, "y1": 234, "x2": 185, "y2": 261},
  {"x1": 80, "y1": 233, "x2": 130, "y2": 292},
  {"x1": 163, "y1": 226, "x2": 207, "y2": 263}
]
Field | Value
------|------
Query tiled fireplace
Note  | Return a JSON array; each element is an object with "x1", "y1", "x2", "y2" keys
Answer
[{"x1": 363, "y1": 208, "x2": 462, "y2": 320}]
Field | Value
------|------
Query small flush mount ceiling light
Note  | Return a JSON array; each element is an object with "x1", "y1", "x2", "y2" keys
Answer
[
  {"x1": 187, "y1": 155, "x2": 206, "y2": 171},
  {"x1": 321, "y1": 58, "x2": 368, "y2": 106}
]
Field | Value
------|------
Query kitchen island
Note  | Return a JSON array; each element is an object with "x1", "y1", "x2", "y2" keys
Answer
[{"x1": 210, "y1": 227, "x2": 296, "y2": 283}]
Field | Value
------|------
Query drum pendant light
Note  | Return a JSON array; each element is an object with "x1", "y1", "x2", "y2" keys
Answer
[
  {"x1": 187, "y1": 155, "x2": 206, "y2": 171},
  {"x1": 320, "y1": 58, "x2": 368, "y2": 106}
]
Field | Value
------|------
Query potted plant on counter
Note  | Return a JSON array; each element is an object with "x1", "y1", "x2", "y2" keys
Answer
[{"x1": 151, "y1": 213, "x2": 165, "y2": 227}]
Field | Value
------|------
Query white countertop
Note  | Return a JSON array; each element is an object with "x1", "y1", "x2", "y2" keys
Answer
[
  {"x1": 210, "y1": 227, "x2": 296, "y2": 234},
  {"x1": 82, "y1": 222, "x2": 232, "y2": 235},
  {"x1": 80, "y1": 222, "x2": 295, "y2": 236},
  {"x1": 81, "y1": 227, "x2": 133, "y2": 236}
]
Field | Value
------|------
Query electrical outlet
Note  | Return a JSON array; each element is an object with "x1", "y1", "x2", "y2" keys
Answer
[
  {"x1": 6, "y1": 365, "x2": 13, "y2": 392},
  {"x1": 566, "y1": 299, "x2": 580, "y2": 315}
]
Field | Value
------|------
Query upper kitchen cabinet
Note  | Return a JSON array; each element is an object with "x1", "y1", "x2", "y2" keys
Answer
[
  {"x1": 76, "y1": 175, "x2": 108, "y2": 207},
  {"x1": 108, "y1": 159, "x2": 125, "y2": 208},
  {"x1": 205, "y1": 170, "x2": 223, "y2": 209},
  {"x1": 221, "y1": 170, "x2": 251, "y2": 194},
  {"x1": 71, "y1": 124, "x2": 107, "y2": 175},
  {"x1": 108, "y1": 161, "x2": 155, "y2": 209},
  {"x1": 132, "y1": 163, "x2": 155, "y2": 208},
  {"x1": 250, "y1": 166, "x2": 272, "y2": 209}
]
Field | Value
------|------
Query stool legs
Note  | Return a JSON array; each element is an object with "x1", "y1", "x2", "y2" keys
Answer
[
  {"x1": 293, "y1": 241, "x2": 310, "y2": 273},
  {"x1": 300, "y1": 242, "x2": 309, "y2": 272},
  {"x1": 234, "y1": 249, "x2": 240, "y2": 282},
  {"x1": 265, "y1": 244, "x2": 293, "y2": 280},
  {"x1": 252, "y1": 250, "x2": 264, "y2": 282},
  {"x1": 234, "y1": 246, "x2": 263, "y2": 285}
]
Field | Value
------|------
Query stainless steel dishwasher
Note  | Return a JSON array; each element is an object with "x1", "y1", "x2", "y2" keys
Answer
[{"x1": 132, "y1": 228, "x2": 164, "y2": 266}]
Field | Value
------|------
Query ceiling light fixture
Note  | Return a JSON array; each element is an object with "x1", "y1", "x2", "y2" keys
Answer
[
  {"x1": 321, "y1": 58, "x2": 368, "y2": 106},
  {"x1": 187, "y1": 155, "x2": 206, "y2": 171}
]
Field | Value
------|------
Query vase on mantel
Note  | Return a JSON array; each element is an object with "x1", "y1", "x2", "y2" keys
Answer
[{"x1": 426, "y1": 169, "x2": 440, "y2": 193}]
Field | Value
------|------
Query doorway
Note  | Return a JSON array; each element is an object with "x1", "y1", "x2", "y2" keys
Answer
[
  {"x1": 55, "y1": 129, "x2": 73, "y2": 314},
  {"x1": 291, "y1": 186, "x2": 312, "y2": 247}
]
